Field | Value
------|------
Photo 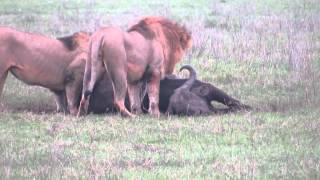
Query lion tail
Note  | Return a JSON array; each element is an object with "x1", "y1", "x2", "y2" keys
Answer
[
  {"x1": 83, "y1": 35, "x2": 105, "y2": 97},
  {"x1": 176, "y1": 65, "x2": 196, "y2": 91},
  {"x1": 78, "y1": 35, "x2": 105, "y2": 116}
]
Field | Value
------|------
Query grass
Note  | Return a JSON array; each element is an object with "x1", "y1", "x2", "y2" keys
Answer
[
  {"x1": 0, "y1": 0, "x2": 320, "y2": 179},
  {"x1": 1, "y1": 110, "x2": 319, "y2": 179}
]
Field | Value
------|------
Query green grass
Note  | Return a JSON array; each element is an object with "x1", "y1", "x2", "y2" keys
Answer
[
  {"x1": 1, "y1": 0, "x2": 320, "y2": 179},
  {"x1": 0, "y1": 110, "x2": 319, "y2": 179}
]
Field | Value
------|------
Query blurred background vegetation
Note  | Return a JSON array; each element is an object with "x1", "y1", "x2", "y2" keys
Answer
[
  {"x1": 0, "y1": 0, "x2": 319, "y2": 179},
  {"x1": 1, "y1": 0, "x2": 319, "y2": 112}
]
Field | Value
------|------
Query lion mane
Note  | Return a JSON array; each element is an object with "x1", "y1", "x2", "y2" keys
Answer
[
  {"x1": 128, "y1": 16, "x2": 192, "y2": 74},
  {"x1": 57, "y1": 31, "x2": 90, "y2": 51}
]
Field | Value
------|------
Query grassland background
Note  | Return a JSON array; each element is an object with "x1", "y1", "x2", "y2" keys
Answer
[{"x1": 0, "y1": 0, "x2": 319, "y2": 179}]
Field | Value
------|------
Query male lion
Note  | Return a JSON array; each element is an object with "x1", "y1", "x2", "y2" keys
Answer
[
  {"x1": 78, "y1": 16, "x2": 192, "y2": 117},
  {"x1": 0, "y1": 27, "x2": 89, "y2": 114}
]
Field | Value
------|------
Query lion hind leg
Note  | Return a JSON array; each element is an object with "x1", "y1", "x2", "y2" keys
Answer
[
  {"x1": 114, "y1": 99, "x2": 135, "y2": 118},
  {"x1": 113, "y1": 80, "x2": 135, "y2": 118},
  {"x1": 109, "y1": 69, "x2": 134, "y2": 118}
]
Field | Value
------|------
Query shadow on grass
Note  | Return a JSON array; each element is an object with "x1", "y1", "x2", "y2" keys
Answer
[{"x1": 0, "y1": 101, "x2": 56, "y2": 114}]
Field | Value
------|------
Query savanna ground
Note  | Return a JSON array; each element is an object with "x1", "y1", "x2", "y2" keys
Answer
[{"x1": 0, "y1": 0, "x2": 319, "y2": 179}]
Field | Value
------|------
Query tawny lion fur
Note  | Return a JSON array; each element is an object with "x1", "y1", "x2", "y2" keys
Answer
[
  {"x1": 0, "y1": 27, "x2": 90, "y2": 114},
  {"x1": 78, "y1": 16, "x2": 192, "y2": 117}
]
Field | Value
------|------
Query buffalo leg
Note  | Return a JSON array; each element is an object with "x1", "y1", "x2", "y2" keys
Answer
[
  {"x1": 210, "y1": 86, "x2": 251, "y2": 110},
  {"x1": 166, "y1": 100, "x2": 174, "y2": 115}
]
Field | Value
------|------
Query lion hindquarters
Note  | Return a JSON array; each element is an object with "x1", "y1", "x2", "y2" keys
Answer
[
  {"x1": 77, "y1": 33, "x2": 106, "y2": 116},
  {"x1": 93, "y1": 28, "x2": 134, "y2": 117}
]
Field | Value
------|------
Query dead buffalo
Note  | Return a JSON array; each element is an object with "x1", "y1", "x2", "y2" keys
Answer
[
  {"x1": 87, "y1": 70, "x2": 251, "y2": 115},
  {"x1": 166, "y1": 65, "x2": 212, "y2": 116}
]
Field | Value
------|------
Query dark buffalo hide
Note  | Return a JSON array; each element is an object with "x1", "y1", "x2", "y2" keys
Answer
[{"x1": 87, "y1": 73, "x2": 251, "y2": 115}]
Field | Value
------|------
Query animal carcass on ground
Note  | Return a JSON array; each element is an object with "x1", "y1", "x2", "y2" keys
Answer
[{"x1": 78, "y1": 16, "x2": 192, "y2": 117}]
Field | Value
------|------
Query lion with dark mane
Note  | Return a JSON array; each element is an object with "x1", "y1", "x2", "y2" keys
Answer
[
  {"x1": 0, "y1": 27, "x2": 90, "y2": 114},
  {"x1": 78, "y1": 16, "x2": 192, "y2": 117}
]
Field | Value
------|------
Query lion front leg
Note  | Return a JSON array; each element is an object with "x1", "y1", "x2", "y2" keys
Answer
[
  {"x1": 147, "y1": 71, "x2": 161, "y2": 118},
  {"x1": 66, "y1": 82, "x2": 82, "y2": 116},
  {"x1": 51, "y1": 90, "x2": 68, "y2": 113},
  {"x1": 66, "y1": 61, "x2": 85, "y2": 116},
  {"x1": 0, "y1": 69, "x2": 8, "y2": 100},
  {"x1": 0, "y1": 68, "x2": 9, "y2": 111}
]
